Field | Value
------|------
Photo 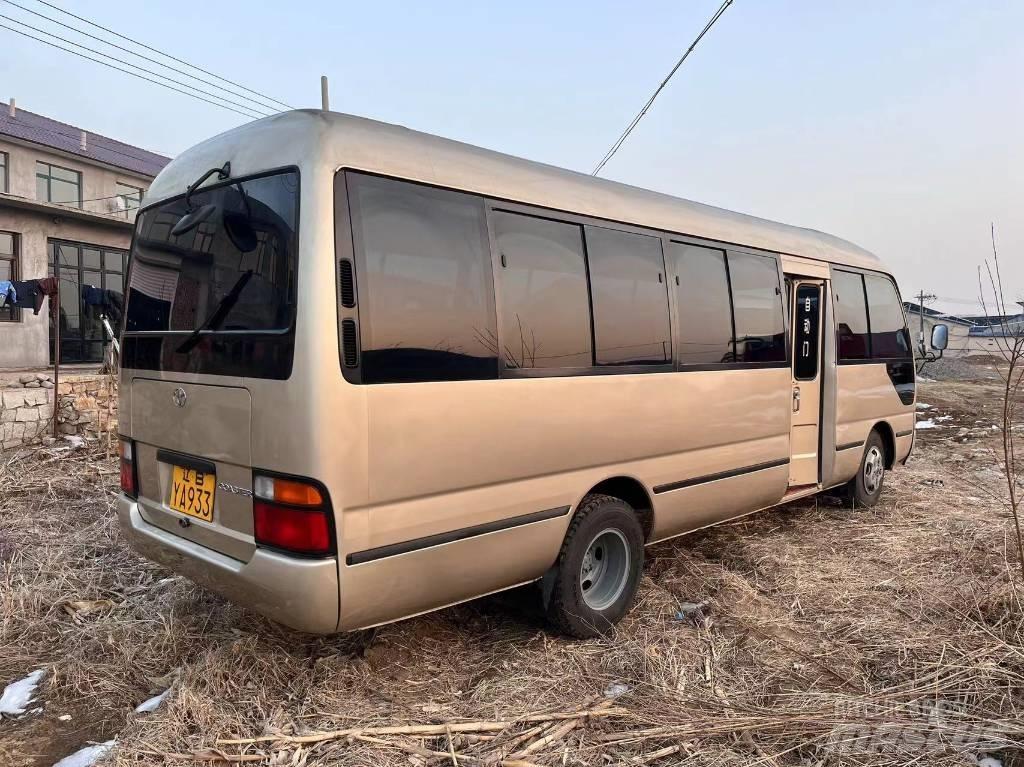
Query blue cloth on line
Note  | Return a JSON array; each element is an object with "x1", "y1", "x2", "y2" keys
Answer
[
  {"x1": 0, "y1": 280, "x2": 14, "y2": 308},
  {"x1": 82, "y1": 285, "x2": 104, "y2": 306}
]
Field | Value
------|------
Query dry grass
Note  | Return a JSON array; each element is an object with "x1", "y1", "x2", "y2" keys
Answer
[{"x1": 1, "y1": 379, "x2": 1022, "y2": 766}]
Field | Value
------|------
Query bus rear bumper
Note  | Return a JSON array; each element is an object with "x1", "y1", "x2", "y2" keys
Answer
[{"x1": 117, "y1": 495, "x2": 340, "y2": 634}]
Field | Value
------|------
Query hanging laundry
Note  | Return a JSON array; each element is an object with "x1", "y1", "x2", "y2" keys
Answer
[
  {"x1": 10, "y1": 277, "x2": 59, "y2": 315},
  {"x1": 0, "y1": 280, "x2": 14, "y2": 308},
  {"x1": 38, "y1": 277, "x2": 59, "y2": 318},
  {"x1": 11, "y1": 280, "x2": 44, "y2": 314},
  {"x1": 82, "y1": 284, "x2": 104, "y2": 306}
]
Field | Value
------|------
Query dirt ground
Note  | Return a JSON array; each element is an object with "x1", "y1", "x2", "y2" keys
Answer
[{"x1": 1, "y1": 377, "x2": 1022, "y2": 767}]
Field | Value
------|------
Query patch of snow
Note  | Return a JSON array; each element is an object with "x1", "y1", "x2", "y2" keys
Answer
[
  {"x1": 934, "y1": 415, "x2": 953, "y2": 422},
  {"x1": 62, "y1": 435, "x2": 86, "y2": 449},
  {"x1": 916, "y1": 402, "x2": 932, "y2": 410},
  {"x1": 916, "y1": 419, "x2": 938, "y2": 430},
  {"x1": 917, "y1": 376, "x2": 935, "y2": 382},
  {"x1": 976, "y1": 756, "x2": 1002, "y2": 767},
  {"x1": 0, "y1": 669, "x2": 45, "y2": 716},
  {"x1": 134, "y1": 688, "x2": 169, "y2": 713},
  {"x1": 58, "y1": 714, "x2": 72, "y2": 722},
  {"x1": 52, "y1": 741, "x2": 115, "y2": 767},
  {"x1": 604, "y1": 682, "x2": 631, "y2": 698}
]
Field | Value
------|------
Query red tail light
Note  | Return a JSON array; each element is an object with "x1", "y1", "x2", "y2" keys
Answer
[
  {"x1": 119, "y1": 438, "x2": 137, "y2": 498},
  {"x1": 252, "y1": 474, "x2": 334, "y2": 557}
]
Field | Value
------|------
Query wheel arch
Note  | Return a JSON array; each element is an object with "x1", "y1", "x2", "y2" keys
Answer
[
  {"x1": 871, "y1": 420, "x2": 897, "y2": 469},
  {"x1": 574, "y1": 475, "x2": 655, "y2": 541}
]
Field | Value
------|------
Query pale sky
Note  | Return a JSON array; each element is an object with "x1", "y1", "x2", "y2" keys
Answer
[{"x1": 1, "y1": 0, "x2": 1020, "y2": 314}]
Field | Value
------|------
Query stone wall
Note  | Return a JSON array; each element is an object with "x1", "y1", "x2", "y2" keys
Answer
[{"x1": 0, "y1": 371, "x2": 118, "y2": 450}]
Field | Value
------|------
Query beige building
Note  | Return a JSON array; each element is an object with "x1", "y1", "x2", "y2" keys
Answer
[{"x1": 0, "y1": 99, "x2": 169, "y2": 369}]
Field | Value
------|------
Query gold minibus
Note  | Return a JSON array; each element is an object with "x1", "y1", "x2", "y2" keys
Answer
[{"x1": 117, "y1": 110, "x2": 939, "y2": 637}]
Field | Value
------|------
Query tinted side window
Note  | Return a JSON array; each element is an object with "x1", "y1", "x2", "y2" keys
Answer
[
  {"x1": 584, "y1": 226, "x2": 671, "y2": 366},
  {"x1": 669, "y1": 242, "x2": 733, "y2": 364},
  {"x1": 728, "y1": 253, "x2": 786, "y2": 363},
  {"x1": 865, "y1": 274, "x2": 911, "y2": 359},
  {"x1": 834, "y1": 270, "x2": 870, "y2": 360},
  {"x1": 492, "y1": 211, "x2": 592, "y2": 369},
  {"x1": 347, "y1": 174, "x2": 497, "y2": 383}
]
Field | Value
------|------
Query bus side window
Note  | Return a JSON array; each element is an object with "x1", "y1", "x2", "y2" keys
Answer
[
  {"x1": 584, "y1": 226, "x2": 672, "y2": 366},
  {"x1": 727, "y1": 252, "x2": 786, "y2": 363},
  {"x1": 864, "y1": 274, "x2": 911, "y2": 359},
  {"x1": 491, "y1": 211, "x2": 592, "y2": 370},
  {"x1": 346, "y1": 173, "x2": 498, "y2": 383},
  {"x1": 669, "y1": 242, "x2": 733, "y2": 364},
  {"x1": 833, "y1": 270, "x2": 871, "y2": 360}
]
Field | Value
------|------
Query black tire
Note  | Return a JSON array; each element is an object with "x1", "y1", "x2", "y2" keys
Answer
[
  {"x1": 544, "y1": 494, "x2": 644, "y2": 638},
  {"x1": 846, "y1": 430, "x2": 887, "y2": 507}
]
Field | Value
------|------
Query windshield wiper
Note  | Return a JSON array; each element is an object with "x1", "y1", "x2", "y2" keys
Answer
[{"x1": 175, "y1": 269, "x2": 255, "y2": 354}]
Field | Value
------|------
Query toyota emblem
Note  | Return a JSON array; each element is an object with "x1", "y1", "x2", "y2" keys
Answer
[{"x1": 172, "y1": 387, "x2": 188, "y2": 408}]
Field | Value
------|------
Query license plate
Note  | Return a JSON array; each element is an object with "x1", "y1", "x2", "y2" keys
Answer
[{"x1": 169, "y1": 465, "x2": 216, "y2": 522}]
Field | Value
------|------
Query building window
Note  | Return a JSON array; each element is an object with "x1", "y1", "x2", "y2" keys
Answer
[
  {"x1": 492, "y1": 210, "x2": 592, "y2": 369},
  {"x1": 1, "y1": 231, "x2": 19, "y2": 322},
  {"x1": 0, "y1": 152, "x2": 8, "y2": 194},
  {"x1": 115, "y1": 182, "x2": 144, "y2": 216},
  {"x1": 36, "y1": 161, "x2": 82, "y2": 207},
  {"x1": 48, "y1": 239, "x2": 127, "y2": 363}
]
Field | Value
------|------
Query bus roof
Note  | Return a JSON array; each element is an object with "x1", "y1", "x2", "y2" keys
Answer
[{"x1": 148, "y1": 109, "x2": 884, "y2": 272}]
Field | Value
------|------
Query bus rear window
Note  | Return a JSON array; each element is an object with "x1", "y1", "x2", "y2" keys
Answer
[{"x1": 125, "y1": 171, "x2": 298, "y2": 334}]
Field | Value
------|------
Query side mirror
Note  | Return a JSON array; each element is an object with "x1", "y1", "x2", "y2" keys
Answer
[{"x1": 931, "y1": 323, "x2": 949, "y2": 351}]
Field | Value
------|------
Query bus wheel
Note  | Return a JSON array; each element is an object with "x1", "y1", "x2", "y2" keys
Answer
[
  {"x1": 847, "y1": 430, "x2": 887, "y2": 508},
  {"x1": 544, "y1": 494, "x2": 644, "y2": 638}
]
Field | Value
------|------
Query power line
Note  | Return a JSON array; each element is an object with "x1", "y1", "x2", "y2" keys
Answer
[
  {"x1": 0, "y1": 188, "x2": 144, "y2": 211},
  {"x1": 592, "y1": 0, "x2": 734, "y2": 176},
  {"x1": 0, "y1": 22, "x2": 265, "y2": 120},
  {"x1": 33, "y1": 0, "x2": 294, "y2": 111},
  {"x1": 0, "y1": 13, "x2": 272, "y2": 118},
  {"x1": 0, "y1": 0, "x2": 285, "y2": 115}
]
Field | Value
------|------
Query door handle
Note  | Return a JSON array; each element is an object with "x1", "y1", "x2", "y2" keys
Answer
[{"x1": 792, "y1": 386, "x2": 801, "y2": 412}]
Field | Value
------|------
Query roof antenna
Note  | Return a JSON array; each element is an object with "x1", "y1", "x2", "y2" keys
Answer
[{"x1": 321, "y1": 76, "x2": 329, "y2": 112}]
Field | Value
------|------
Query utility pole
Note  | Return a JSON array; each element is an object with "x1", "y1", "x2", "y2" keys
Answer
[{"x1": 916, "y1": 290, "x2": 936, "y2": 357}]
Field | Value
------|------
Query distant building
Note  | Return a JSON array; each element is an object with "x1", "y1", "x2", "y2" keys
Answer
[
  {"x1": 902, "y1": 302, "x2": 977, "y2": 357},
  {"x1": 0, "y1": 99, "x2": 170, "y2": 369},
  {"x1": 966, "y1": 304, "x2": 1024, "y2": 357}
]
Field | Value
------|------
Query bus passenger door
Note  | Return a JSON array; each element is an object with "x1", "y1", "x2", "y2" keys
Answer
[{"x1": 789, "y1": 280, "x2": 824, "y2": 487}]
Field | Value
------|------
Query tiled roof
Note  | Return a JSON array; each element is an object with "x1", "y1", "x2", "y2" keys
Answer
[{"x1": 0, "y1": 102, "x2": 170, "y2": 178}]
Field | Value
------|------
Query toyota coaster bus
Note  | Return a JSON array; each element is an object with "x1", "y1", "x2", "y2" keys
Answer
[{"x1": 117, "y1": 110, "x2": 939, "y2": 637}]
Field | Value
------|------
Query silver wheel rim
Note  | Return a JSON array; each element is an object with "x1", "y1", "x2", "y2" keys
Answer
[
  {"x1": 863, "y1": 445, "x2": 885, "y2": 494},
  {"x1": 579, "y1": 528, "x2": 630, "y2": 611}
]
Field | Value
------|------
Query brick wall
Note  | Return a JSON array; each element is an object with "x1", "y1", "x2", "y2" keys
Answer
[{"x1": 0, "y1": 372, "x2": 118, "y2": 450}]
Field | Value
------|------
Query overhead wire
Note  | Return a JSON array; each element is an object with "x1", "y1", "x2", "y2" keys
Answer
[
  {"x1": 0, "y1": 22, "x2": 265, "y2": 120},
  {"x1": 592, "y1": 0, "x2": 734, "y2": 176},
  {"x1": 33, "y1": 0, "x2": 294, "y2": 111},
  {"x1": 0, "y1": 0, "x2": 286, "y2": 115},
  {"x1": 0, "y1": 14, "x2": 272, "y2": 118}
]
